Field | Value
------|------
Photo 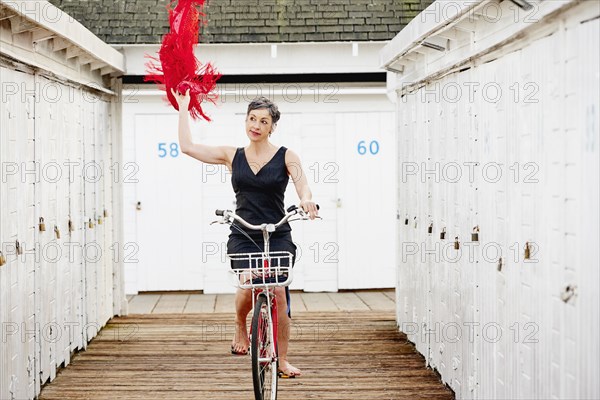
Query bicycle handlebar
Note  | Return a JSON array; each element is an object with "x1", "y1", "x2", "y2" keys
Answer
[{"x1": 215, "y1": 204, "x2": 319, "y2": 231}]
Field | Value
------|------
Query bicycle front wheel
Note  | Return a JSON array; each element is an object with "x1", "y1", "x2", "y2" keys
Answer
[{"x1": 251, "y1": 293, "x2": 278, "y2": 400}]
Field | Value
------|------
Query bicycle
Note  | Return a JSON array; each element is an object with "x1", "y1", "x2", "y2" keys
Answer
[{"x1": 213, "y1": 205, "x2": 319, "y2": 400}]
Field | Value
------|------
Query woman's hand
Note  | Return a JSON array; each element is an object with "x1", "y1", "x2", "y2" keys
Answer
[
  {"x1": 299, "y1": 199, "x2": 319, "y2": 220},
  {"x1": 171, "y1": 87, "x2": 191, "y2": 111}
]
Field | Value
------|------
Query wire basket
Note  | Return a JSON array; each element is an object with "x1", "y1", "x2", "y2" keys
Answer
[{"x1": 227, "y1": 251, "x2": 293, "y2": 289}]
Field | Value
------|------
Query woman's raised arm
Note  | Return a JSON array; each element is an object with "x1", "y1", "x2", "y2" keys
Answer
[{"x1": 173, "y1": 88, "x2": 235, "y2": 167}]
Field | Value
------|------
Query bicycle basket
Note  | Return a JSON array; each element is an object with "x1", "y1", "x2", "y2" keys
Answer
[{"x1": 227, "y1": 251, "x2": 293, "y2": 289}]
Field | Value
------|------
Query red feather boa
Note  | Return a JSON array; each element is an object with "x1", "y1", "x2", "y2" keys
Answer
[{"x1": 144, "y1": 0, "x2": 221, "y2": 121}]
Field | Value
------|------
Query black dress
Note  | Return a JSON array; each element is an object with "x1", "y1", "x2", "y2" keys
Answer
[{"x1": 227, "y1": 146, "x2": 297, "y2": 316}]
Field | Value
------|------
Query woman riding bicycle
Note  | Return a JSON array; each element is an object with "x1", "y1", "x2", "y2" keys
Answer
[{"x1": 173, "y1": 89, "x2": 318, "y2": 378}]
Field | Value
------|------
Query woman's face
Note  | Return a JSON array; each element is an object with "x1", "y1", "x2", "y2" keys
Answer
[{"x1": 245, "y1": 108, "x2": 273, "y2": 142}]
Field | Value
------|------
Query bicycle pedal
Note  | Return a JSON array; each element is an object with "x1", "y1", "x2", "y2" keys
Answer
[{"x1": 277, "y1": 371, "x2": 296, "y2": 379}]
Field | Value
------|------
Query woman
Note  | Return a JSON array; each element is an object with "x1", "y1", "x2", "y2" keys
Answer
[{"x1": 173, "y1": 89, "x2": 318, "y2": 378}]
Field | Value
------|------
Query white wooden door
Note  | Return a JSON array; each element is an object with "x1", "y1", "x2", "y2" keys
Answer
[
  {"x1": 52, "y1": 76, "x2": 72, "y2": 373},
  {"x1": 197, "y1": 111, "x2": 241, "y2": 294},
  {"x1": 66, "y1": 93, "x2": 85, "y2": 354},
  {"x1": 201, "y1": 109, "x2": 341, "y2": 293},
  {"x1": 278, "y1": 112, "x2": 339, "y2": 292},
  {"x1": 82, "y1": 98, "x2": 98, "y2": 342},
  {"x1": 135, "y1": 113, "x2": 204, "y2": 291},
  {"x1": 0, "y1": 66, "x2": 38, "y2": 400},
  {"x1": 95, "y1": 100, "x2": 111, "y2": 327},
  {"x1": 36, "y1": 74, "x2": 59, "y2": 385},
  {"x1": 336, "y1": 111, "x2": 396, "y2": 289}
]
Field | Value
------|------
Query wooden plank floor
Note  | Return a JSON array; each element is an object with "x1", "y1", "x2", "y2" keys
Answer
[
  {"x1": 126, "y1": 290, "x2": 397, "y2": 314},
  {"x1": 39, "y1": 291, "x2": 454, "y2": 399}
]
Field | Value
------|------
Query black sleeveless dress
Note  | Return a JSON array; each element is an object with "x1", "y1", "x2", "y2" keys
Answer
[{"x1": 227, "y1": 146, "x2": 297, "y2": 316}]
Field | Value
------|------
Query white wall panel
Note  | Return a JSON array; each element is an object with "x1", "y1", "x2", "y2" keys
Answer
[
  {"x1": 390, "y1": 1, "x2": 599, "y2": 398},
  {"x1": 579, "y1": 17, "x2": 600, "y2": 400},
  {"x1": 1, "y1": 3, "x2": 125, "y2": 397}
]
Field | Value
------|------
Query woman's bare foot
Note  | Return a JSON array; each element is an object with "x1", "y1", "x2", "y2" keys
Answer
[
  {"x1": 231, "y1": 321, "x2": 250, "y2": 355},
  {"x1": 278, "y1": 360, "x2": 302, "y2": 378}
]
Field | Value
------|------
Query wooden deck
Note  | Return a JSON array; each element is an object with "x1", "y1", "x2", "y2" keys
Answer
[
  {"x1": 39, "y1": 291, "x2": 454, "y2": 399},
  {"x1": 125, "y1": 290, "x2": 397, "y2": 314}
]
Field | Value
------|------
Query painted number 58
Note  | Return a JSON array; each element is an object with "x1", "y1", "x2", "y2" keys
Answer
[{"x1": 158, "y1": 142, "x2": 179, "y2": 158}]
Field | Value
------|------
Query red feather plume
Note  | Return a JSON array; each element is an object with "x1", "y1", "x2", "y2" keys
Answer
[{"x1": 144, "y1": 0, "x2": 221, "y2": 121}]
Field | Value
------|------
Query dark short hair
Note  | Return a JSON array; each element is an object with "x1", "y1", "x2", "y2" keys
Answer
[{"x1": 247, "y1": 96, "x2": 280, "y2": 125}]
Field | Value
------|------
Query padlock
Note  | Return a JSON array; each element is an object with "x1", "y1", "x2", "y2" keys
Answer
[
  {"x1": 471, "y1": 225, "x2": 479, "y2": 242},
  {"x1": 497, "y1": 257, "x2": 503, "y2": 272},
  {"x1": 136, "y1": 201, "x2": 142, "y2": 211},
  {"x1": 404, "y1": 216, "x2": 409, "y2": 225},
  {"x1": 103, "y1": 209, "x2": 108, "y2": 218},
  {"x1": 54, "y1": 226, "x2": 61, "y2": 239},
  {"x1": 88, "y1": 218, "x2": 95, "y2": 229},
  {"x1": 454, "y1": 237, "x2": 460, "y2": 250},
  {"x1": 15, "y1": 240, "x2": 22, "y2": 255},
  {"x1": 524, "y1": 242, "x2": 531, "y2": 260},
  {"x1": 97, "y1": 216, "x2": 103, "y2": 225},
  {"x1": 68, "y1": 219, "x2": 74, "y2": 232},
  {"x1": 428, "y1": 223, "x2": 433, "y2": 234},
  {"x1": 440, "y1": 227, "x2": 446, "y2": 240},
  {"x1": 39, "y1": 217, "x2": 46, "y2": 231},
  {"x1": 0, "y1": 251, "x2": 6, "y2": 266},
  {"x1": 560, "y1": 284, "x2": 577, "y2": 303}
]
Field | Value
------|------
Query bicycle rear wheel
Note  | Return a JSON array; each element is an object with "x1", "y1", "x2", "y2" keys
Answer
[{"x1": 251, "y1": 293, "x2": 278, "y2": 400}]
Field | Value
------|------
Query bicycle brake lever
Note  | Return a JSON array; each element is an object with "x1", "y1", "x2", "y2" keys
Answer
[
  {"x1": 288, "y1": 215, "x2": 321, "y2": 223},
  {"x1": 296, "y1": 209, "x2": 322, "y2": 220}
]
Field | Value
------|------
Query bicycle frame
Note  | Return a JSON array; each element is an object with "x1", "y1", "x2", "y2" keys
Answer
[
  {"x1": 213, "y1": 205, "x2": 319, "y2": 399},
  {"x1": 230, "y1": 227, "x2": 286, "y2": 362}
]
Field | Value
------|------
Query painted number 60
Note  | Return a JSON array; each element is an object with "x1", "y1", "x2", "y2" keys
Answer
[{"x1": 357, "y1": 140, "x2": 380, "y2": 155}]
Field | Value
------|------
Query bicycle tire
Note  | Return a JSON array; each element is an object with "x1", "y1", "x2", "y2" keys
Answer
[{"x1": 251, "y1": 293, "x2": 278, "y2": 400}]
